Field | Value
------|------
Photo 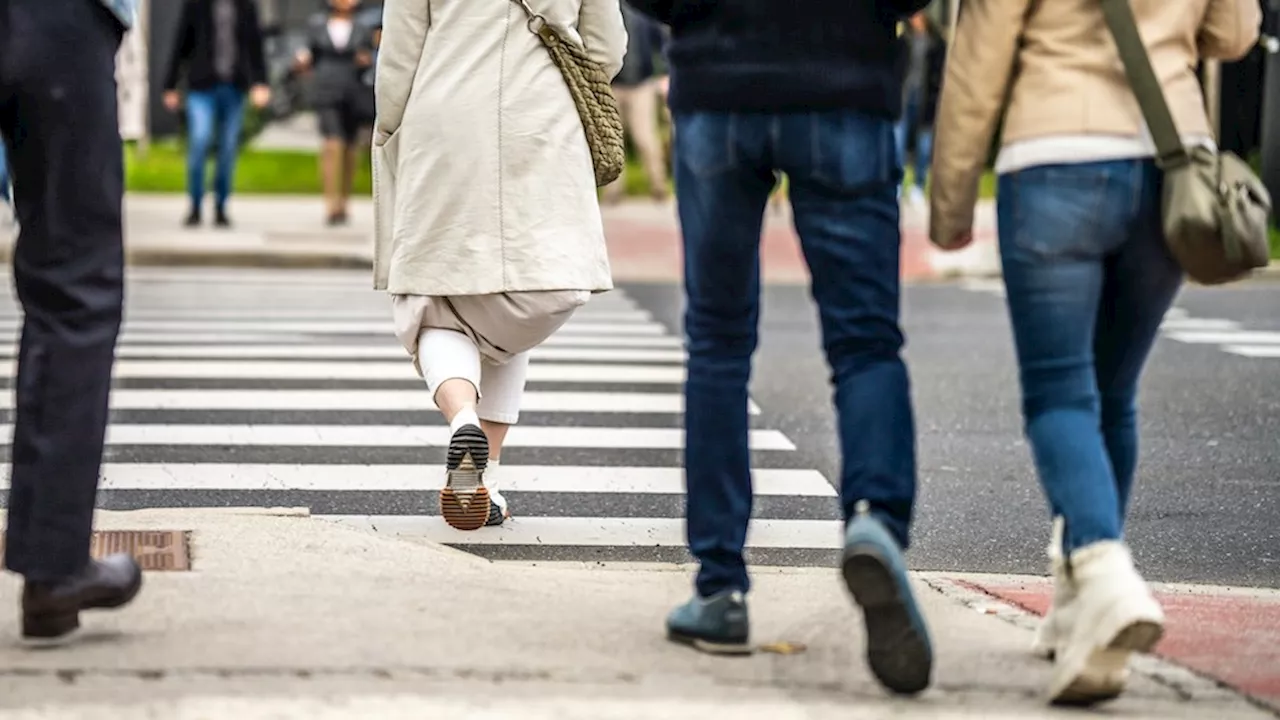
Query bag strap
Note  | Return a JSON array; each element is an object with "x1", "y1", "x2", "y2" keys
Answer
[
  {"x1": 1099, "y1": 0, "x2": 1190, "y2": 169},
  {"x1": 509, "y1": 0, "x2": 551, "y2": 36}
]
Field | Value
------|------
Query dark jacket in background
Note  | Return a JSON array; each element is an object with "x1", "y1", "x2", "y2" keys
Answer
[
  {"x1": 897, "y1": 26, "x2": 947, "y2": 127},
  {"x1": 625, "y1": 0, "x2": 932, "y2": 116},
  {"x1": 163, "y1": 0, "x2": 267, "y2": 92},
  {"x1": 614, "y1": 3, "x2": 669, "y2": 88},
  {"x1": 304, "y1": 13, "x2": 377, "y2": 108}
]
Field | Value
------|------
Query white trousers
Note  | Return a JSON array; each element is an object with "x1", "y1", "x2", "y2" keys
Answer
[
  {"x1": 392, "y1": 290, "x2": 590, "y2": 424},
  {"x1": 417, "y1": 328, "x2": 530, "y2": 425}
]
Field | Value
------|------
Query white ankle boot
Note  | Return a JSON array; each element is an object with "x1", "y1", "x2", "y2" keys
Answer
[
  {"x1": 1049, "y1": 540, "x2": 1165, "y2": 706},
  {"x1": 1032, "y1": 517, "x2": 1075, "y2": 660}
]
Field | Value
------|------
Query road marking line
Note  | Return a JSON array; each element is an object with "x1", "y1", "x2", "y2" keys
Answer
[
  {"x1": 1164, "y1": 330, "x2": 1280, "y2": 345},
  {"x1": 82, "y1": 389, "x2": 760, "y2": 414},
  {"x1": 0, "y1": 424, "x2": 795, "y2": 450},
  {"x1": 0, "y1": 464, "x2": 832, "y2": 496},
  {"x1": 320, "y1": 515, "x2": 842, "y2": 549},
  {"x1": 11, "y1": 344, "x2": 688, "y2": 363},
  {"x1": 0, "y1": 332, "x2": 689, "y2": 348},
  {"x1": 0, "y1": 319, "x2": 671, "y2": 336},
  {"x1": 0, "y1": 360, "x2": 688, "y2": 383},
  {"x1": 1223, "y1": 344, "x2": 1280, "y2": 358},
  {"x1": 1159, "y1": 318, "x2": 1242, "y2": 332}
]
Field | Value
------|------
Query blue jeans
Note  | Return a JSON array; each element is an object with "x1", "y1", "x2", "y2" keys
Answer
[
  {"x1": 0, "y1": 138, "x2": 10, "y2": 202},
  {"x1": 894, "y1": 88, "x2": 932, "y2": 191},
  {"x1": 997, "y1": 160, "x2": 1182, "y2": 554},
  {"x1": 186, "y1": 83, "x2": 246, "y2": 210},
  {"x1": 674, "y1": 110, "x2": 917, "y2": 598}
]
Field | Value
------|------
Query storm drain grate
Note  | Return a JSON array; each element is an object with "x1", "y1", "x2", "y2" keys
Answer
[{"x1": 0, "y1": 530, "x2": 192, "y2": 572}]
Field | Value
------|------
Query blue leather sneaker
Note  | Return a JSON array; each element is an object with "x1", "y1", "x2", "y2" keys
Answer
[
  {"x1": 666, "y1": 589, "x2": 751, "y2": 655},
  {"x1": 842, "y1": 500, "x2": 933, "y2": 695}
]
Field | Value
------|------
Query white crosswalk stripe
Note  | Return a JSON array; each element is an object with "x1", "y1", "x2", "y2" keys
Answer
[
  {"x1": 0, "y1": 273, "x2": 841, "y2": 564},
  {"x1": 960, "y1": 282, "x2": 1279, "y2": 362}
]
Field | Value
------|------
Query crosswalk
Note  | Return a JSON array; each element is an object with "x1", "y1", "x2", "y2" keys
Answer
[
  {"x1": 959, "y1": 278, "x2": 1280, "y2": 361},
  {"x1": 0, "y1": 269, "x2": 843, "y2": 565}
]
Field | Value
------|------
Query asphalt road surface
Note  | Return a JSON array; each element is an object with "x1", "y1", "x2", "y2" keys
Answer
[{"x1": 0, "y1": 268, "x2": 1274, "y2": 589}]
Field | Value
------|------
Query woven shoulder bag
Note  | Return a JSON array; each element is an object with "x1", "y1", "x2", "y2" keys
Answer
[{"x1": 510, "y1": 0, "x2": 626, "y2": 187}]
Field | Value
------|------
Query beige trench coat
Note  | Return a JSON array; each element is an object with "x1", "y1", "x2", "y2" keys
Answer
[{"x1": 371, "y1": 0, "x2": 627, "y2": 296}]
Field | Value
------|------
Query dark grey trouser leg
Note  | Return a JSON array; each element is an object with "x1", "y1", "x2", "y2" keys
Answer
[{"x1": 1, "y1": 0, "x2": 126, "y2": 583}]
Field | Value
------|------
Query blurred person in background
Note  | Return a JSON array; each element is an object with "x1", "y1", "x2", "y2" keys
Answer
[
  {"x1": 929, "y1": 0, "x2": 1260, "y2": 705},
  {"x1": 603, "y1": 3, "x2": 669, "y2": 204},
  {"x1": 0, "y1": 142, "x2": 10, "y2": 209},
  {"x1": 374, "y1": 0, "x2": 626, "y2": 532},
  {"x1": 2, "y1": 0, "x2": 143, "y2": 644},
  {"x1": 629, "y1": 0, "x2": 935, "y2": 697},
  {"x1": 294, "y1": 0, "x2": 376, "y2": 227},
  {"x1": 894, "y1": 11, "x2": 945, "y2": 210},
  {"x1": 163, "y1": 0, "x2": 271, "y2": 228}
]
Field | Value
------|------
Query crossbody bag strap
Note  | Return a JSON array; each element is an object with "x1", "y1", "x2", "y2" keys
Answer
[
  {"x1": 1098, "y1": 0, "x2": 1190, "y2": 169},
  {"x1": 509, "y1": 0, "x2": 551, "y2": 35}
]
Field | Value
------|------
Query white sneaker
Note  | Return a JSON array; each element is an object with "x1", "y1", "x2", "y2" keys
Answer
[
  {"x1": 1032, "y1": 517, "x2": 1075, "y2": 660},
  {"x1": 1049, "y1": 541, "x2": 1165, "y2": 706},
  {"x1": 908, "y1": 186, "x2": 927, "y2": 210}
]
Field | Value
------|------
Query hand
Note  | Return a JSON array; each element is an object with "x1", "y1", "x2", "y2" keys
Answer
[
  {"x1": 250, "y1": 84, "x2": 271, "y2": 109},
  {"x1": 163, "y1": 90, "x2": 182, "y2": 112},
  {"x1": 294, "y1": 49, "x2": 312, "y2": 71},
  {"x1": 356, "y1": 50, "x2": 373, "y2": 68}
]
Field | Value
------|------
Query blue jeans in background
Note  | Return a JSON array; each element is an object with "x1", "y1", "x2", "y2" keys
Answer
[
  {"x1": 673, "y1": 110, "x2": 918, "y2": 598},
  {"x1": 0, "y1": 138, "x2": 10, "y2": 203},
  {"x1": 997, "y1": 159, "x2": 1182, "y2": 554},
  {"x1": 894, "y1": 87, "x2": 933, "y2": 191},
  {"x1": 186, "y1": 83, "x2": 246, "y2": 212}
]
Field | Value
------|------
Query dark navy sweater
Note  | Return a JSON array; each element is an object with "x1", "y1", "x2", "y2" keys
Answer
[{"x1": 624, "y1": 0, "x2": 932, "y2": 117}]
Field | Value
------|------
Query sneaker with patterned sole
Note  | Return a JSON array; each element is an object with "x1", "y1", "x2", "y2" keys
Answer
[{"x1": 440, "y1": 424, "x2": 491, "y2": 531}]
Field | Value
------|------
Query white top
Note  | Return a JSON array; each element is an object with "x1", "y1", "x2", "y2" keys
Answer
[
  {"x1": 327, "y1": 18, "x2": 354, "y2": 51},
  {"x1": 996, "y1": 123, "x2": 1216, "y2": 175}
]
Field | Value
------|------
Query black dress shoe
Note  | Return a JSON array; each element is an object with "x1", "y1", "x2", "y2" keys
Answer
[
  {"x1": 214, "y1": 208, "x2": 232, "y2": 228},
  {"x1": 22, "y1": 553, "x2": 144, "y2": 642},
  {"x1": 183, "y1": 210, "x2": 201, "y2": 228}
]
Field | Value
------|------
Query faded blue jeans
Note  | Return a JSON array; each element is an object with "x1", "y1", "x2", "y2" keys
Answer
[
  {"x1": 186, "y1": 83, "x2": 246, "y2": 211},
  {"x1": 894, "y1": 87, "x2": 933, "y2": 191},
  {"x1": 674, "y1": 110, "x2": 917, "y2": 598},
  {"x1": 997, "y1": 159, "x2": 1182, "y2": 553}
]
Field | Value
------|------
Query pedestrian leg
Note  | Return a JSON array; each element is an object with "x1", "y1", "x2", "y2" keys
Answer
[
  {"x1": 664, "y1": 110, "x2": 772, "y2": 656},
  {"x1": 1, "y1": 0, "x2": 141, "y2": 643},
  {"x1": 184, "y1": 91, "x2": 217, "y2": 225},
  {"x1": 211, "y1": 84, "x2": 246, "y2": 226},
  {"x1": 780, "y1": 109, "x2": 931, "y2": 695}
]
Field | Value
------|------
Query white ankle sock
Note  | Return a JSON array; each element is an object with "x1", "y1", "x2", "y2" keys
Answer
[
  {"x1": 450, "y1": 407, "x2": 480, "y2": 433},
  {"x1": 488, "y1": 459, "x2": 507, "y2": 512}
]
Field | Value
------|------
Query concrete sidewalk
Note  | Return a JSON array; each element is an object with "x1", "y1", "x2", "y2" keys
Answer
[
  {"x1": 0, "y1": 194, "x2": 1008, "y2": 282},
  {"x1": 0, "y1": 509, "x2": 1269, "y2": 719}
]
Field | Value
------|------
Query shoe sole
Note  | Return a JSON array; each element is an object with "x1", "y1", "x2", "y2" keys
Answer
[
  {"x1": 842, "y1": 546, "x2": 932, "y2": 696},
  {"x1": 440, "y1": 424, "x2": 491, "y2": 532},
  {"x1": 667, "y1": 630, "x2": 753, "y2": 656},
  {"x1": 19, "y1": 625, "x2": 81, "y2": 649},
  {"x1": 1052, "y1": 620, "x2": 1163, "y2": 706}
]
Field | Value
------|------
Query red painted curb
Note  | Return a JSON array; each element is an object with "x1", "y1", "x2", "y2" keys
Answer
[{"x1": 961, "y1": 577, "x2": 1280, "y2": 712}]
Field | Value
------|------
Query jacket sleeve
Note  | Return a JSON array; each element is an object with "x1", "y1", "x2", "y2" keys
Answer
[
  {"x1": 580, "y1": 0, "x2": 629, "y2": 80},
  {"x1": 163, "y1": 0, "x2": 196, "y2": 91},
  {"x1": 374, "y1": 0, "x2": 431, "y2": 137},
  {"x1": 928, "y1": 0, "x2": 1029, "y2": 249},
  {"x1": 1197, "y1": 0, "x2": 1262, "y2": 61},
  {"x1": 243, "y1": 0, "x2": 269, "y2": 86}
]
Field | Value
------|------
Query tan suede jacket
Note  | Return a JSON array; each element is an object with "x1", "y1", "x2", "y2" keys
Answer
[{"x1": 928, "y1": 0, "x2": 1262, "y2": 249}]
